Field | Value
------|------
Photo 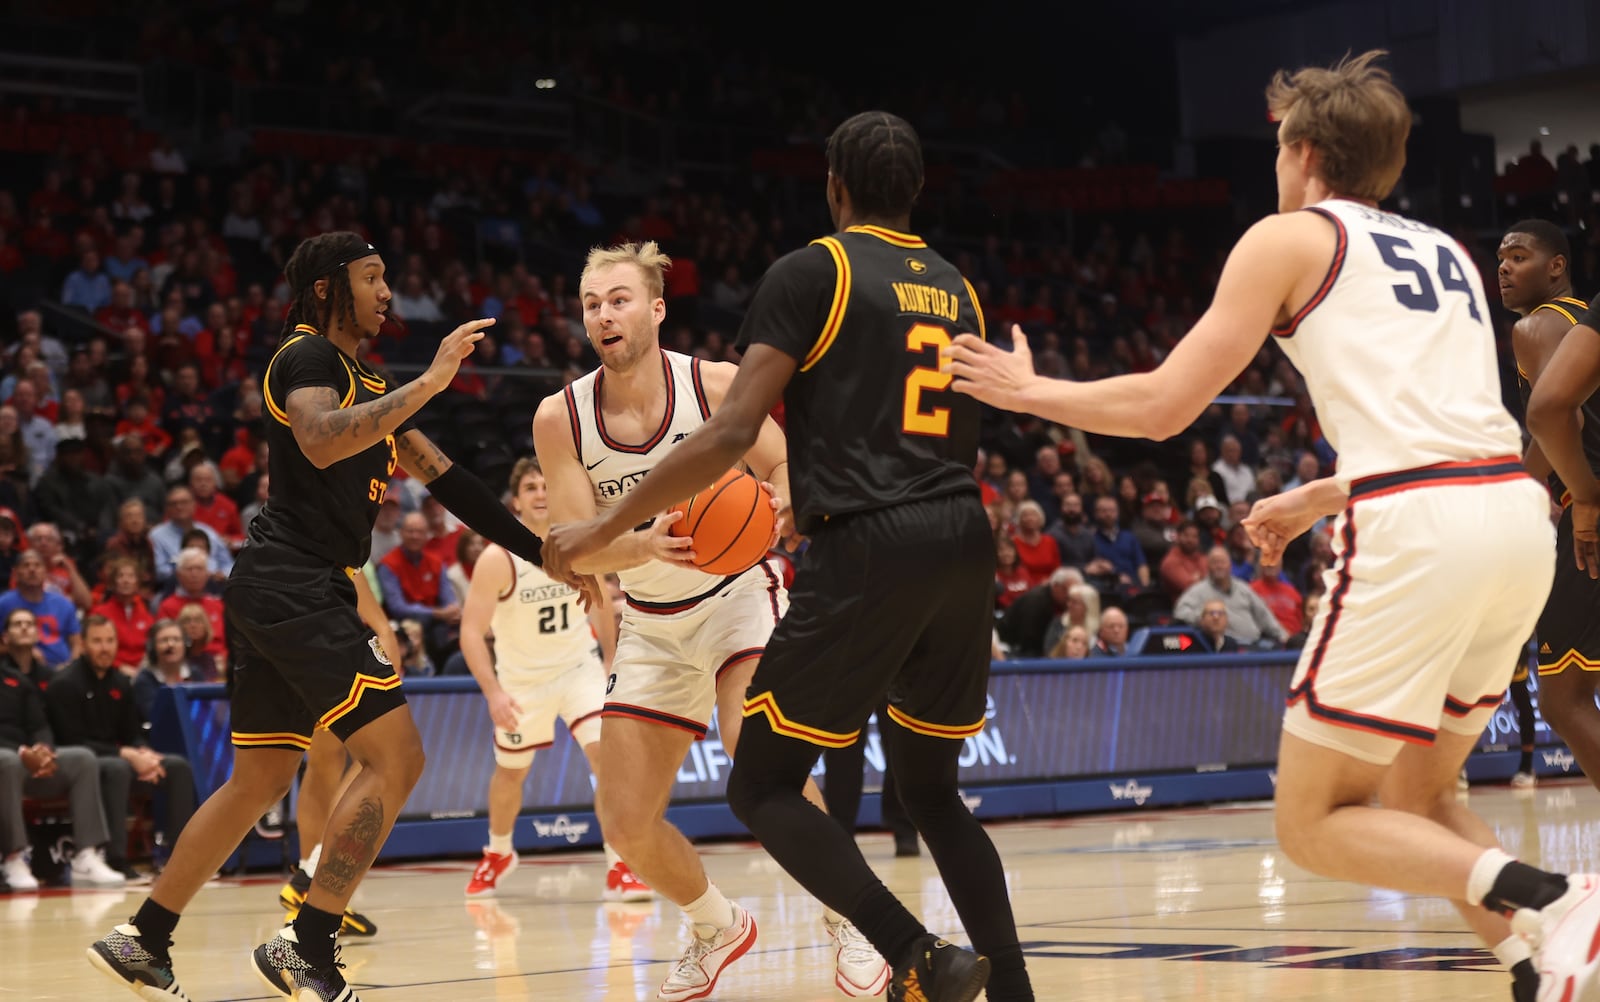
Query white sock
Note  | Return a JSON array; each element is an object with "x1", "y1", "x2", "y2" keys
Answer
[
  {"x1": 682, "y1": 882, "x2": 736, "y2": 934},
  {"x1": 822, "y1": 906, "x2": 844, "y2": 925},
  {"x1": 1492, "y1": 934, "x2": 1532, "y2": 969},
  {"x1": 301, "y1": 843, "x2": 322, "y2": 879},
  {"x1": 1466, "y1": 848, "x2": 1515, "y2": 907},
  {"x1": 488, "y1": 831, "x2": 514, "y2": 856},
  {"x1": 603, "y1": 843, "x2": 622, "y2": 869}
]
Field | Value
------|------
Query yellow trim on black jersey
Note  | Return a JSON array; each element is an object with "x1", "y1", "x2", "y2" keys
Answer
[
  {"x1": 845, "y1": 224, "x2": 927, "y2": 249},
  {"x1": 262, "y1": 333, "x2": 313, "y2": 426},
  {"x1": 742, "y1": 690, "x2": 860, "y2": 749},
  {"x1": 802, "y1": 236, "x2": 851, "y2": 372},
  {"x1": 961, "y1": 277, "x2": 987, "y2": 341},
  {"x1": 319, "y1": 671, "x2": 404, "y2": 729},
  {"x1": 1532, "y1": 295, "x2": 1590, "y2": 327},
  {"x1": 333, "y1": 355, "x2": 361, "y2": 409},
  {"x1": 231, "y1": 730, "x2": 314, "y2": 751},
  {"x1": 884, "y1": 703, "x2": 986, "y2": 740},
  {"x1": 1538, "y1": 649, "x2": 1600, "y2": 676}
]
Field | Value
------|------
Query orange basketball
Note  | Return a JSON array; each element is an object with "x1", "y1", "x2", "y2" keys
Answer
[{"x1": 667, "y1": 468, "x2": 776, "y2": 576}]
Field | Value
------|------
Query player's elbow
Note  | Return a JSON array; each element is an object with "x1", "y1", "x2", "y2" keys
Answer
[
  {"x1": 710, "y1": 415, "x2": 760, "y2": 459},
  {"x1": 1525, "y1": 393, "x2": 1565, "y2": 439}
]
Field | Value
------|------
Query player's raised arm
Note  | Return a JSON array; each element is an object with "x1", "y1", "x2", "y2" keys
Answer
[
  {"x1": 285, "y1": 318, "x2": 493, "y2": 469},
  {"x1": 392, "y1": 427, "x2": 548, "y2": 570},
  {"x1": 530, "y1": 392, "x2": 694, "y2": 576},
  {"x1": 942, "y1": 212, "x2": 1318, "y2": 439}
]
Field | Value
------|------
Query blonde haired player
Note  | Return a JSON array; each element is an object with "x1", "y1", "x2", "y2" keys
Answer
[
  {"x1": 532, "y1": 241, "x2": 888, "y2": 1000},
  {"x1": 458, "y1": 456, "x2": 650, "y2": 901},
  {"x1": 945, "y1": 50, "x2": 1600, "y2": 1002}
]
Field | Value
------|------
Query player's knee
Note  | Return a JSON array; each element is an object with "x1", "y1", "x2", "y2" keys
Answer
[
  {"x1": 724, "y1": 760, "x2": 762, "y2": 828},
  {"x1": 493, "y1": 747, "x2": 536, "y2": 771},
  {"x1": 892, "y1": 772, "x2": 962, "y2": 827},
  {"x1": 226, "y1": 764, "x2": 297, "y2": 809},
  {"x1": 1270, "y1": 796, "x2": 1333, "y2": 872},
  {"x1": 595, "y1": 786, "x2": 653, "y2": 854}
]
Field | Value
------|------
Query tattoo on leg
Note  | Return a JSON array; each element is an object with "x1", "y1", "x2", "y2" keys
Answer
[{"x1": 316, "y1": 796, "x2": 385, "y2": 896}]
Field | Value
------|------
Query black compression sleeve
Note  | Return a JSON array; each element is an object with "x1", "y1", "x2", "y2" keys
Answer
[{"x1": 424, "y1": 464, "x2": 544, "y2": 566}]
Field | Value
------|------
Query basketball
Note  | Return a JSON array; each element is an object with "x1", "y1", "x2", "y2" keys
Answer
[{"x1": 667, "y1": 468, "x2": 775, "y2": 576}]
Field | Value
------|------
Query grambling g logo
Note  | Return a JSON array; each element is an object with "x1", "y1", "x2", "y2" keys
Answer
[{"x1": 905, "y1": 257, "x2": 927, "y2": 275}]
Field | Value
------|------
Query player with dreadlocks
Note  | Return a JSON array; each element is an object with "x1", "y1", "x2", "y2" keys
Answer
[{"x1": 89, "y1": 231, "x2": 583, "y2": 1002}]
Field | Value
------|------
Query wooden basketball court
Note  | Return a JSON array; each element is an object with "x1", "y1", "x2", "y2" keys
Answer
[{"x1": 12, "y1": 781, "x2": 1582, "y2": 1000}]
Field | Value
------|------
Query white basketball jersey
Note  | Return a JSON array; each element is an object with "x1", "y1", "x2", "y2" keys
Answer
[
  {"x1": 1274, "y1": 199, "x2": 1522, "y2": 486},
  {"x1": 489, "y1": 548, "x2": 593, "y2": 679},
  {"x1": 564, "y1": 350, "x2": 726, "y2": 604}
]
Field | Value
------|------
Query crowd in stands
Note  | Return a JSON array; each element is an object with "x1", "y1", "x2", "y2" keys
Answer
[{"x1": 0, "y1": 4, "x2": 1590, "y2": 884}]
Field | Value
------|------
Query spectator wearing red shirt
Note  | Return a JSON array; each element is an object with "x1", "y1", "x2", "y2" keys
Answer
[
  {"x1": 94, "y1": 281, "x2": 147, "y2": 334},
  {"x1": 420, "y1": 493, "x2": 463, "y2": 567},
  {"x1": 155, "y1": 548, "x2": 225, "y2": 661},
  {"x1": 994, "y1": 537, "x2": 1031, "y2": 610},
  {"x1": 1159, "y1": 520, "x2": 1209, "y2": 601},
  {"x1": 378, "y1": 513, "x2": 460, "y2": 665},
  {"x1": 217, "y1": 427, "x2": 258, "y2": 495},
  {"x1": 1010, "y1": 501, "x2": 1061, "y2": 586},
  {"x1": 1250, "y1": 559, "x2": 1304, "y2": 638},
  {"x1": 187, "y1": 461, "x2": 242, "y2": 549},
  {"x1": 90, "y1": 557, "x2": 154, "y2": 673},
  {"x1": 114, "y1": 398, "x2": 172, "y2": 457}
]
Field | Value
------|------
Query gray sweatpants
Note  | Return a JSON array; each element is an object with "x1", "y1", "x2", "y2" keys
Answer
[{"x1": 0, "y1": 746, "x2": 110, "y2": 854}]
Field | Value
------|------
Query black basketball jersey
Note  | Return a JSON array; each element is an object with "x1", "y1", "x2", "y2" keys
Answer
[
  {"x1": 736, "y1": 225, "x2": 983, "y2": 533},
  {"x1": 251, "y1": 324, "x2": 406, "y2": 568},
  {"x1": 1516, "y1": 295, "x2": 1600, "y2": 496}
]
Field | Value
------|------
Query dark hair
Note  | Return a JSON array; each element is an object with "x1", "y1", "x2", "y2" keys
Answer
[
  {"x1": 1176, "y1": 518, "x2": 1198, "y2": 534},
  {"x1": 826, "y1": 111, "x2": 924, "y2": 219},
  {"x1": 1507, "y1": 218, "x2": 1572, "y2": 264},
  {"x1": 282, "y1": 231, "x2": 377, "y2": 336},
  {"x1": 82, "y1": 613, "x2": 114, "y2": 635},
  {"x1": 4, "y1": 607, "x2": 35, "y2": 630},
  {"x1": 509, "y1": 455, "x2": 543, "y2": 494}
]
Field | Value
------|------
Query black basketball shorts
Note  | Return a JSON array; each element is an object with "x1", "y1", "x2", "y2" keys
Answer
[
  {"x1": 742, "y1": 491, "x2": 994, "y2": 748},
  {"x1": 224, "y1": 544, "x2": 403, "y2": 751},
  {"x1": 1536, "y1": 504, "x2": 1600, "y2": 678}
]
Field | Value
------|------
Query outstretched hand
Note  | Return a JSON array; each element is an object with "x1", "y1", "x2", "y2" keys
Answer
[{"x1": 941, "y1": 325, "x2": 1038, "y2": 412}]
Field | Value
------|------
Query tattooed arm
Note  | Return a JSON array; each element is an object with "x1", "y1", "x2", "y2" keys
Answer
[
  {"x1": 393, "y1": 427, "x2": 453, "y2": 482},
  {"x1": 286, "y1": 382, "x2": 441, "y2": 471},
  {"x1": 284, "y1": 318, "x2": 492, "y2": 470}
]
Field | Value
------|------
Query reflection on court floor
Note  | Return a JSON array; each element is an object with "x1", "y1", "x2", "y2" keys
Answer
[{"x1": 13, "y1": 781, "x2": 1590, "y2": 1000}]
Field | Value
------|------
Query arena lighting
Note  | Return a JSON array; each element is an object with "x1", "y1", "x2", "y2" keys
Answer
[
  {"x1": 1540, "y1": 126, "x2": 1552, "y2": 135},
  {"x1": 536, "y1": 78, "x2": 557, "y2": 89}
]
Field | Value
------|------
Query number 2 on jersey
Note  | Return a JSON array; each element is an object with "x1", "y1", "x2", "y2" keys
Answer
[
  {"x1": 1370, "y1": 233, "x2": 1483, "y2": 321},
  {"x1": 903, "y1": 322, "x2": 952, "y2": 437}
]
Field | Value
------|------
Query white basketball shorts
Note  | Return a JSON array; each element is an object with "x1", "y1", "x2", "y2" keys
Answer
[
  {"x1": 603, "y1": 561, "x2": 787, "y2": 739},
  {"x1": 1284, "y1": 458, "x2": 1554, "y2": 765}
]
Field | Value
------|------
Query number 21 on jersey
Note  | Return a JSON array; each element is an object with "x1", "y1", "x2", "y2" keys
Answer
[{"x1": 903, "y1": 322, "x2": 953, "y2": 437}]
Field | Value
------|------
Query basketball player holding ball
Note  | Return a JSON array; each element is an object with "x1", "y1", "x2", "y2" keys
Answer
[
  {"x1": 531, "y1": 242, "x2": 889, "y2": 1001},
  {"x1": 545, "y1": 114, "x2": 1030, "y2": 1002}
]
